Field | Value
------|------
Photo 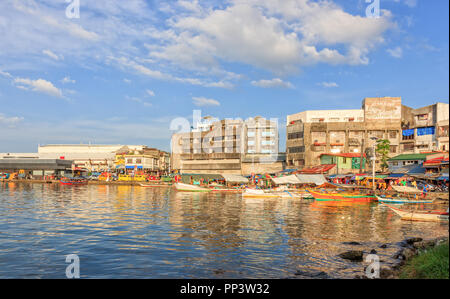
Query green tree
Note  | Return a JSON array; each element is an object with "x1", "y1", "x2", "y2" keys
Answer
[{"x1": 375, "y1": 139, "x2": 390, "y2": 172}]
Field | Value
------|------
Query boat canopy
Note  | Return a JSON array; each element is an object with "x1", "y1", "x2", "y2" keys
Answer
[
  {"x1": 392, "y1": 185, "x2": 422, "y2": 193},
  {"x1": 221, "y1": 174, "x2": 249, "y2": 183},
  {"x1": 271, "y1": 174, "x2": 327, "y2": 186},
  {"x1": 271, "y1": 174, "x2": 301, "y2": 185}
]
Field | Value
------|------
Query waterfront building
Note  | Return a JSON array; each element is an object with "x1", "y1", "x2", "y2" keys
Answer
[
  {"x1": 286, "y1": 97, "x2": 403, "y2": 171},
  {"x1": 400, "y1": 102, "x2": 449, "y2": 153},
  {"x1": 0, "y1": 157, "x2": 73, "y2": 178},
  {"x1": 38, "y1": 144, "x2": 145, "y2": 171},
  {"x1": 171, "y1": 116, "x2": 283, "y2": 175},
  {"x1": 122, "y1": 147, "x2": 170, "y2": 175},
  {"x1": 387, "y1": 153, "x2": 435, "y2": 173},
  {"x1": 319, "y1": 153, "x2": 367, "y2": 175}
]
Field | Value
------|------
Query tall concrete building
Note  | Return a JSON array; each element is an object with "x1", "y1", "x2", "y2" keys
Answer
[
  {"x1": 400, "y1": 102, "x2": 449, "y2": 153},
  {"x1": 286, "y1": 97, "x2": 403, "y2": 170},
  {"x1": 171, "y1": 117, "x2": 283, "y2": 175}
]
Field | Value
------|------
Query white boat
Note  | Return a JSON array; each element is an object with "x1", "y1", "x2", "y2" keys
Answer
[
  {"x1": 376, "y1": 195, "x2": 434, "y2": 204},
  {"x1": 383, "y1": 203, "x2": 449, "y2": 222},
  {"x1": 242, "y1": 189, "x2": 280, "y2": 198},
  {"x1": 173, "y1": 183, "x2": 211, "y2": 192}
]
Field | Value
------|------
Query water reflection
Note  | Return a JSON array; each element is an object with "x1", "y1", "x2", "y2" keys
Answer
[{"x1": 0, "y1": 182, "x2": 448, "y2": 278}]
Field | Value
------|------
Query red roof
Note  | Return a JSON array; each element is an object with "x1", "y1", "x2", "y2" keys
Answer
[
  {"x1": 424, "y1": 156, "x2": 445, "y2": 165},
  {"x1": 300, "y1": 164, "x2": 336, "y2": 174},
  {"x1": 320, "y1": 153, "x2": 366, "y2": 158}
]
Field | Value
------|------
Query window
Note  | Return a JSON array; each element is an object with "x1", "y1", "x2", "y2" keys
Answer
[
  {"x1": 343, "y1": 158, "x2": 347, "y2": 163},
  {"x1": 288, "y1": 132, "x2": 304, "y2": 139},
  {"x1": 289, "y1": 146, "x2": 305, "y2": 153},
  {"x1": 127, "y1": 159, "x2": 133, "y2": 163},
  {"x1": 417, "y1": 114, "x2": 428, "y2": 121},
  {"x1": 136, "y1": 159, "x2": 142, "y2": 164},
  {"x1": 389, "y1": 146, "x2": 397, "y2": 154},
  {"x1": 389, "y1": 131, "x2": 398, "y2": 139}
]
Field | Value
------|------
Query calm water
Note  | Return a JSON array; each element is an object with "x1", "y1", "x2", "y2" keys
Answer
[{"x1": 0, "y1": 182, "x2": 448, "y2": 279}]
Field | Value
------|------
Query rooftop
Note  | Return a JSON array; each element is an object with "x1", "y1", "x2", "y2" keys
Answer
[{"x1": 388, "y1": 153, "x2": 435, "y2": 161}]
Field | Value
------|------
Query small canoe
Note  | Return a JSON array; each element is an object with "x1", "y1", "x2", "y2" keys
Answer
[
  {"x1": 174, "y1": 183, "x2": 211, "y2": 192},
  {"x1": 376, "y1": 195, "x2": 434, "y2": 204},
  {"x1": 307, "y1": 190, "x2": 377, "y2": 202},
  {"x1": 383, "y1": 203, "x2": 449, "y2": 222}
]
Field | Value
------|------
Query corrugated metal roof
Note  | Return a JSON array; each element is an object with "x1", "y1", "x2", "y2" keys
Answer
[{"x1": 388, "y1": 153, "x2": 434, "y2": 161}]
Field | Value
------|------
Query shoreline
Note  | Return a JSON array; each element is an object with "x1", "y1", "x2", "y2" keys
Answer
[{"x1": 0, "y1": 179, "x2": 172, "y2": 186}]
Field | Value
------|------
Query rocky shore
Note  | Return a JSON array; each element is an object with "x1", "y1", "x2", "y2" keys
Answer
[{"x1": 341, "y1": 236, "x2": 450, "y2": 279}]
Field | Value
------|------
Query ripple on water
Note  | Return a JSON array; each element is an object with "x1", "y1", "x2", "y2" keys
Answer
[{"x1": 0, "y1": 182, "x2": 448, "y2": 278}]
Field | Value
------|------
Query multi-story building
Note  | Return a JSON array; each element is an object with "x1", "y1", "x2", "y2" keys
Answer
[
  {"x1": 171, "y1": 117, "x2": 283, "y2": 175},
  {"x1": 400, "y1": 102, "x2": 449, "y2": 153},
  {"x1": 286, "y1": 97, "x2": 403, "y2": 170}
]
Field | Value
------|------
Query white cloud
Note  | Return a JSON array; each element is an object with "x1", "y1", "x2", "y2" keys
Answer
[
  {"x1": 0, "y1": 113, "x2": 23, "y2": 127},
  {"x1": 318, "y1": 82, "x2": 339, "y2": 88},
  {"x1": 0, "y1": 70, "x2": 12, "y2": 78},
  {"x1": 123, "y1": 78, "x2": 131, "y2": 84},
  {"x1": 126, "y1": 95, "x2": 152, "y2": 107},
  {"x1": 387, "y1": 47, "x2": 403, "y2": 58},
  {"x1": 43, "y1": 49, "x2": 63, "y2": 61},
  {"x1": 192, "y1": 97, "x2": 220, "y2": 107},
  {"x1": 251, "y1": 78, "x2": 294, "y2": 89},
  {"x1": 61, "y1": 76, "x2": 75, "y2": 84},
  {"x1": 146, "y1": 89, "x2": 155, "y2": 97},
  {"x1": 14, "y1": 77, "x2": 63, "y2": 98}
]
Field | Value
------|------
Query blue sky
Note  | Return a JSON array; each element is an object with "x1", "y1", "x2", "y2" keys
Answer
[{"x1": 0, "y1": 0, "x2": 448, "y2": 152}]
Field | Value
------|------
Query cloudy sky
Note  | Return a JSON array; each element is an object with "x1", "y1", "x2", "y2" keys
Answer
[{"x1": 0, "y1": 0, "x2": 448, "y2": 152}]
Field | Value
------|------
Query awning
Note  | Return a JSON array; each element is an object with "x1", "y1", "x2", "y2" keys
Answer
[
  {"x1": 221, "y1": 174, "x2": 249, "y2": 183},
  {"x1": 300, "y1": 164, "x2": 335, "y2": 174},
  {"x1": 392, "y1": 185, "x2": 422, "y2": 193},
  {"x1": 271, "y1": 174, "x2": 301, "y2": 185},
  {"x1": 385, "y1": 173, "x2": 406, "y2": 179},
  {"x1": 296, "y1": 174, "x2": 327, "y2": 185}
]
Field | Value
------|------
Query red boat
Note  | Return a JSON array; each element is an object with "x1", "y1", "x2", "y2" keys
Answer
[
  {"x1": 307, "y1": 190, "x2": 377, "y2": 202},
  {"x1": 60, "y1": 178, "x2": 88, "y2": 186}
]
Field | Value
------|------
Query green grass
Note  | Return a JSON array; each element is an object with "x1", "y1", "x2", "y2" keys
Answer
[{"x1": 400, "y1": 241, "x2": 449, "y2": 279}]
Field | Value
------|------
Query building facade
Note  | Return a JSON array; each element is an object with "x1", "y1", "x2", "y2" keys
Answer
[
  {"x1": 400, "y1": 102, "x2": 449, "y2": 153},
  {"x1": 286, "y1": 97, "x2": 403, "y2": 170},
  {"x1": 171, "y1": 117, "x2": 283, "y2": 175}
]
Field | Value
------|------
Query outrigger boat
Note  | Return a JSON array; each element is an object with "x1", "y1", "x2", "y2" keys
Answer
[
  {"x1": 60, "y1": 178, "x2": 88, "y2": 186},
  {"x1": 375, "y1": 195, "x2": 434, "y2": 204},
  {"x1": 173, "y1": 183, "x2": 211, "y2": 192},
  {"x1": 382, "y1": 203, "x2": 449, "y2": 222},
  {"x1": 307, "y1": 190, "x2": 377, "y2": 202}
]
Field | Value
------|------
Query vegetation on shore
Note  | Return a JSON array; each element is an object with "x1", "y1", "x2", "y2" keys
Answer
[{"x1": 399, "y1": 241, "x2": 449, "y2": 279}]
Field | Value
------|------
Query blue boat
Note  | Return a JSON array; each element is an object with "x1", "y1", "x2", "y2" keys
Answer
[{"x1": 376, "y1": 195, "x2": 434, "y2": 204}]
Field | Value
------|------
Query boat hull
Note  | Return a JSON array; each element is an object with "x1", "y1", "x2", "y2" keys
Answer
[
  {"x1": 60, "y1": 180, "x2": 88, "y2": 186},
  {"x1": 174, "y1": 183, "x2": 211, "y2": 192},
  {"x1": 308, "y1": 190, "x2": 377, "y2": 202},
  {"x1": 376, "y1": 196, "x2": 434, "y2": 204},
  {"x1": 383, "y1": 204, "x2": 449, "y2": 222}
]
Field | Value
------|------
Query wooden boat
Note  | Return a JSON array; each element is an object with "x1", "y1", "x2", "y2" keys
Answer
[
  {"x1": 173, "y1": 183, "x2": 211, "y2": 192},
  {"x1": 307, "y1": 190, "x2": 377, "y2": 202},
  {"x1": 139, "y1": 183, "x2": 172, "y2": 187},
  {"x1": 60, "y1": 178, "x2": 88, "y2": 186},
  {"x1": 210, "y1": 188, "x2": 243, "y2": 193},
  {"x1": 382, "y1": 203, "x2": 449, "y2": 222},
  {"x1": 242, "y1": 189, "x2": 280, "y2": 198},
  {"x1": 375, "y1": 195, "x2": 434, "y2": 204}
]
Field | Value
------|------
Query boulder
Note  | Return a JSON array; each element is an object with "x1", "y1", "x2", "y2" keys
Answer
[
  {"x1": 405, "y1": 237, "x2": 423, "y2": 245},
  {"x1": 339, "y1": 250, "x2": 364, "y2": 261},
  {"x1": 342, "y1": 241, "x2": 362, "y2": 246},
  {"x1": 402, "y1": 248, "x2": 416, "y2": 260}
]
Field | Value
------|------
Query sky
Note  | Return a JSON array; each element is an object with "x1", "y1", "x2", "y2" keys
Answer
[{"x1": 0, "y1": 0, "x2": 448, "y2": 153}]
